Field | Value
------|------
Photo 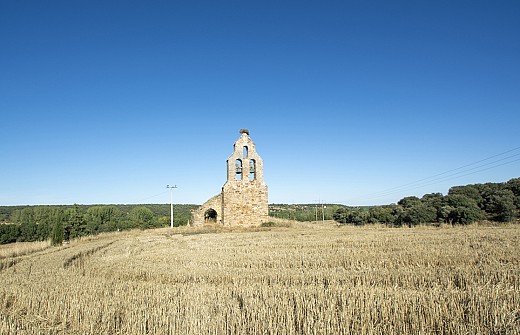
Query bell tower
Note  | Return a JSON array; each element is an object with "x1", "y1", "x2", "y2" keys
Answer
[{"x1": 221, "y1": 129, "x2": 268, "y2": 225}]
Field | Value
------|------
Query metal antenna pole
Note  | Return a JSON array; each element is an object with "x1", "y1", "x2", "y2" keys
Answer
[{"x1": 166, "y1": 185, "x2": 178, "y2": 228}]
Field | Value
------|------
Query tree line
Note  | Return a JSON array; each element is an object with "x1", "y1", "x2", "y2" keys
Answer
[
  {"x1": 269, "y1": 204, "x2": 341, "y2": 222},
  {"x1": 2, "y1": 177, "x2": 518, "y2": 244},
  {"x1": 333, "y1": 177, "x2": 520, "y2": 226},
  {"x1": 0, "y1": 204, "x2": 198, "y2": 245}
]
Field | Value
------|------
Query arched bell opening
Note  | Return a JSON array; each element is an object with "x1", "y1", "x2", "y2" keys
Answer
[
  {"x1": 235, "y1": 159, "x2": 243, "y2": 181},
  {"x1": 249, "y1": 159, "x2": 256, "y2": 181}
]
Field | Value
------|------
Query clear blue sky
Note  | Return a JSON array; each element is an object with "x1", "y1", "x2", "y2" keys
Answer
[{"x1": 1, "y1": 1, "x2": 519, "y2": 206}]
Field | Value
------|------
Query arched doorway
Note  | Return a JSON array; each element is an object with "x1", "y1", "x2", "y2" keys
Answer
[{"x1": 204, "y1": 208, "x2": 218, "y2": 223}]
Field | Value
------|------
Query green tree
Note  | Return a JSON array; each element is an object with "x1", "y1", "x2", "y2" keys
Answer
[
  {"x1": 333, "y1": 207, "x2": 370, "y2": 226},
  {"x1": 18, "y1": 207, "x2": 35, "y2": 225},
  {"x1": 348, "y1": 208, "x2": 370, "y2": 226},
  {"x1": 65, "y1": 205, "x2": 87, "y2": 239},
  {"x1": 130, "y1": 206, "x2": 157, "y2": 229},
  {"x1": 444, "y1": 194, "x2": 484, "y2": 225},
  {"x1": 19, "y1": 221, "x2": 38, "y2": 242},
  {"x1": 448, "y1": 185, "x2": 483, "y2": 205},
  {"x1": 422, "y1": 193, "x2": 444, "y2": 207},
  {"x1": 369, "y1": 205, "x2": 398, "y2": 225},
  {"x1": 85, "y1": 206, "x2": 121, "y2": 234},
  {"x1": 397, "y1": 204, "x2": 437, "y2": 227},
  {"x1": 333, "y1": 207, "x2": 349, "y2": 224},
  {"x1": 439, "y1": 205, "x2": 455, "y2": 224},
  {"x1": 33, "y1": 206, "x2": 63, "y2": 240},
  {"x1": 421, "y1": 193, "x2": 445, "y2": 222},
  {"x1": 506, "y1": 177, "x2": 520, "y2": 210},
  {"x1": 0, "y1": 207, "x2": 10, "y2": 222},
  {"x1": 397, "y1": 196, "x2": 421, "y2": 208},
  {"x1": 0, "y1": 224, "x2": 19, "y2": 244},
  {"x1": 50, "y1": 220, "x2": 64, "y2": 246},
  {"x1": 483, "y1": 189, "x2": 516, "y2": 222}
]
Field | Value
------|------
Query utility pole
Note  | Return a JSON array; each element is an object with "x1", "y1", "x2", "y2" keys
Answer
[
  {"x1": 322, "y1": 203, "x2": 326, "y2": 223},
  {"x1": 314, "y1": 199, "x2": 320, "y2": 223},
  {"x1": 166, "y1": 185, "x2": 177, "y2": 228}
]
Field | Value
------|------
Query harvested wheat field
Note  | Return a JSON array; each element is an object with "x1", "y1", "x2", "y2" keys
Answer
[{"x1": 0, "y1": 221, "x2": 519, "y2": 334}]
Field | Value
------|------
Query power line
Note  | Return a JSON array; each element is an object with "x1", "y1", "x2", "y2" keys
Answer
[
  {"x1": 389, "y1": 146, "x2": 520, "y2": 192},
  {"x1": 365, "y1": 153, "x2": 520, "y2": 199},
  {"x1": 363, "y1": 156, "x2": 520, "y2": 202},
  {"x1": 363, "y1": 146, "x2": 520, "y2": 198},
  {"x1": 129, "y1": 190, "x2": 169, "y2": 204},
  {"x1": 346, "y1": 146, "x2": 520, "y2": 204}
]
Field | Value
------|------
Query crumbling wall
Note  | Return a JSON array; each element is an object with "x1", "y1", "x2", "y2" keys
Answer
[{"x1": 190, "y1": 194, "x2": 222, "y2": 226}]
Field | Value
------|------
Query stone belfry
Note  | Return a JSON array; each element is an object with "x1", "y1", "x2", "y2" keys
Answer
[
  {"x1": 190, "y1": 129, "x2": 268, "y2": 226},
  {"x1": 221, "y1": 129, "x2": 269, "y2": 225}
]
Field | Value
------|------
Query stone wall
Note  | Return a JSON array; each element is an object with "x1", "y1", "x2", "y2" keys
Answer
[
  {"x1": 190, "y1": 193, "x2": 222, "y2": 226},
  {"x1": 222, "y1": 180, "x2": 268, "y2": 226}
]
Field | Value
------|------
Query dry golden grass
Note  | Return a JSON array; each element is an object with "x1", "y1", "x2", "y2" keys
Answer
[
  {"x1": 0, "y1": 240, "x2": 50, "y2": 260},
  {"x1": 0, "y1": 222, "x2": 519, "y2": 334}
]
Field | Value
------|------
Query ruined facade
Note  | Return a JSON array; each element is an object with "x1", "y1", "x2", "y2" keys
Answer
[{"x1": 191, "y1": 129, "x2": 268, "y2": 226}]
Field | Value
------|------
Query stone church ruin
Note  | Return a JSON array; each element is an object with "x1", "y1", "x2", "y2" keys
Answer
[{"x1": 191, "y1": 129, "x2": 269, "y2": 226}]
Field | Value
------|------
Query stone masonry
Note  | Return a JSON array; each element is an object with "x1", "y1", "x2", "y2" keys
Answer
[{"x1": 191, "y1": 129, "x2": 268, "y2": 226}]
